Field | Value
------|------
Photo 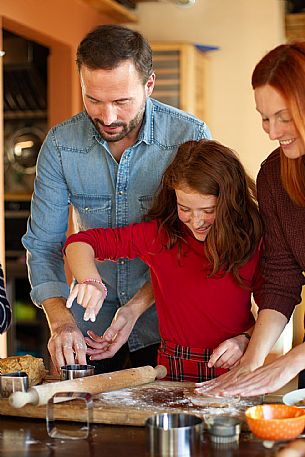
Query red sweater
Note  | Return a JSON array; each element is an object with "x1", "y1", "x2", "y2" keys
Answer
[
  {"x1": 64, "y1": 220, "x2": 261, "y2": 350},
  {"x1": 257, "y1": 149, "x2": 305, "y2": 319}
]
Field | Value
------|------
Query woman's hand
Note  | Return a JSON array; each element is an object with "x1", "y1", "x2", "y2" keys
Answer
[
  {"x1": 216, "y1": 359, "x2": 296, "y2": 396},
  {"x1": 195, "y1": 344, "x2": 305, "y2": 397},
  {"x1": 208, "y1": 333, "x2": 250, "y2": 369},
  {"x1": 195, "y1": 359, "x2": 293, "y2": 397},
  {"x1": 195, "y1": 363, "x2": 253, "y2": 396},
  {"x1": 66, "y1": 281, "x2": 107, "y2": 322}
]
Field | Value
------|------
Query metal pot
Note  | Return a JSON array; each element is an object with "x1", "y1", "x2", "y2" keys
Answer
[{"x1": 6, "y1": 126, "x2": 45, "y2": 175}]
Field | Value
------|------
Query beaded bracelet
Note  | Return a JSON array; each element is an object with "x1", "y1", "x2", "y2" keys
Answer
[{"x1": 81, "y1": 278, "x2": 108, "y2": 297}]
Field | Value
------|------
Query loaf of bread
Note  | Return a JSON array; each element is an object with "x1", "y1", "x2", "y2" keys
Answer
[{"x1": 0, "y1": 355, "x2": 47, "y2": 386}]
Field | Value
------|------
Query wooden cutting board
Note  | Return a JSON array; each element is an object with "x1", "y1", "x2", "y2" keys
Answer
[{"x1": 0, "y1": 381, "x2": 264, "y2": 426}]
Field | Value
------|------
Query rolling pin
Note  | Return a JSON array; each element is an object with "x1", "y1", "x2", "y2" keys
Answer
[{"x1": 9, "y1": 364, "x2": 167, "y2": 408}]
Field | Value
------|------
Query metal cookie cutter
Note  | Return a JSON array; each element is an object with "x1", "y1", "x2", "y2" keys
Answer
[
  {"x1": 0, "y1": 372, "x2": 29, "y2": 398},
  {"x1": 205, "y1": 415, "x2": 241, "y2": 445},
  {"x1": 60, "y1": 364, "x2": 95, "y2": 381},
  {"x1": 46, "y1": 392, "x2": 93, "y2": 440}
]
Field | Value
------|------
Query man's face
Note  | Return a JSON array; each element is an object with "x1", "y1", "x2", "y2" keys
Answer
[{"x1": 80, "y1": 61, "x2": 155, "y2": 143}]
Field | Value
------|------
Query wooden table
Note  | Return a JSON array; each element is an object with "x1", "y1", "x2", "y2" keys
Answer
[
  {"x1": 0, "y1": 378, "x2": 290, "y2": 456},
  {"x1": 0, "y1": 415, "x2": 282, "y2": 456}
]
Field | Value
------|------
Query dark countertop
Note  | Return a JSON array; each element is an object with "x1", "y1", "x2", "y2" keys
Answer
[{"x1": 0, "y1": 415, "x2": 283, "y2": 457}]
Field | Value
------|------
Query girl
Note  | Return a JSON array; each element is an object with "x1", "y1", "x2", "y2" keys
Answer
[{"x1": 64, "y1": 139, "x2": 263, "y2": 382}]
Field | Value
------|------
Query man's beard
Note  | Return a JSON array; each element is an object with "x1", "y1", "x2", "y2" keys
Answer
[{"x1": 89, "y1": 102, "x2": 146, "y2": 143}]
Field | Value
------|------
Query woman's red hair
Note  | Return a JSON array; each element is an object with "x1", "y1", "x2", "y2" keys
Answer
[{"x1": 252, "y1": 41, "x2": 305, "y2": 206}]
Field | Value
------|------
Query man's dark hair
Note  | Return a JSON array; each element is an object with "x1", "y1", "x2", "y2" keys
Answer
[{"x1": 76, "y1": 24, "x2": 153, "y2": 83}]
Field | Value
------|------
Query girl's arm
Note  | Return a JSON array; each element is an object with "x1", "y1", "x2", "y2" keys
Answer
[
  {"x1": 65, "y1": 241, "x2": 156, "y2": 357},
  {"x1": 65, "y1": 242, "x2": 99, "y2": 283}
]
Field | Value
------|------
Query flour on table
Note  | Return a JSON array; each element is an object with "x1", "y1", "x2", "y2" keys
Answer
[{"x1": 93, "y1": 383, "x2": 263, "y2": 421}]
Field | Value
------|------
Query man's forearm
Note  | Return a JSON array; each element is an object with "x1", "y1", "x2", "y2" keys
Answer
[
  {"x1": 241, "y1": 308, "x2": 288, "y2": 369},
  {"x1": 125, "y1": 281, "x2": 155, "y2": 318},
  {"x1": 42, "y1": 297, "x2": 76, "y2": 333}
]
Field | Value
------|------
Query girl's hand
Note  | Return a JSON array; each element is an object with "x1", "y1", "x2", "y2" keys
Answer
[
  {"x1": 66, "y1": 281, "x2": 107, "y2": 322},
  {"x1": 208, "y1": 333, "x2": 250, "y2": 369},
  {"x1": 85, "y1": 303, "x2": 139, "y2": 360}
]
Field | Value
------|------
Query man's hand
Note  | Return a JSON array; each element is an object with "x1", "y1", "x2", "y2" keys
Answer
[
  {"x1": 208, "y1": 333, "x2": 251, "y2": 369},
  {"x1": 48, "y1": 323, "x2": 87, "y2": 371},
  {"x1": 42, "y1": 297, "x2": 87, "y2": 371}
]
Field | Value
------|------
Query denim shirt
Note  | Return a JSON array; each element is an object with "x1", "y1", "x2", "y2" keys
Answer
[{"x1": 22, "y1": 97, "x2": 211, "y2": 351}]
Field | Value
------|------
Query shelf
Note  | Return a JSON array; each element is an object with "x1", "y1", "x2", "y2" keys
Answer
[
  {"x1": 4, "y1": 110, "x2": 47, "y2": 120},
  {"x1": 286, "y1": 13, "x2": 305, "y2": 39},
  {"x1": 80, "y1": 0, "x2": 138, "y2": 23},
  {"x1": 5, "y1": 193, "x2": 32, "y2": 201}
]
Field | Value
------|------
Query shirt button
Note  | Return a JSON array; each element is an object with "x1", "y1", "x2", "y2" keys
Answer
[
  {"x1": 118, "y1": 191, "x2": 124, "y2": 196},
  {"x1": 120, "y1": 291, "x2": 126, "y2": 296},
  {"x1": 120, "y1": 260, "x2": 125, "y2": 265},
  {"x1": 84, "y1": 207, "x2": 89, "y2": 212}
]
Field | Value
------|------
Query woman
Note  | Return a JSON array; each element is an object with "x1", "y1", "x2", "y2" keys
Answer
[
  {"x1": 0, "y1": 263, "x2": 11, "y2": 334},
  {"x1": 64, "y1": 139, "x2": 263, "y2": 382},
  {"x1": 196, "y1": 41, "x2": 305, "y2": 396}
]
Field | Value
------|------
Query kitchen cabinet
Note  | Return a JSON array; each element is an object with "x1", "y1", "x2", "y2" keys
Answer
[
  {"x1": 151, "y1": 42, "x2": 216, "y2": 121},
  {"x1": 286, "y1": 12, "x2": 305, "y2": 39}
]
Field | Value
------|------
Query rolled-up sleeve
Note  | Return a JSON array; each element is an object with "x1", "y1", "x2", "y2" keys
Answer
[{"x1": 22, "y1": 131, "x2": 70, "y2": 306}]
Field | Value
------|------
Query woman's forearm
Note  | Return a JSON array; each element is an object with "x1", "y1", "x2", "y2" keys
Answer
[{"x1": 240, "y1": 308, "x2": 288, "y2": 369}]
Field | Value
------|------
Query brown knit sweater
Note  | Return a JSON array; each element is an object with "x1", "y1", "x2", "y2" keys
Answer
[{"x1": 257, "y1": 148, "x2": 305, "y2": 320}]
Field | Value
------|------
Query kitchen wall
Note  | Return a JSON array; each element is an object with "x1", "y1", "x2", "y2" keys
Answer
[{"x1": 134, "y1": 0, "x2": 286, "y2": 178}]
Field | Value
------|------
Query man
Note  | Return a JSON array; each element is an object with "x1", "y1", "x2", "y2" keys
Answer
[{"x1": 22, "y1": 25, "x2": 211, "y2": 373}]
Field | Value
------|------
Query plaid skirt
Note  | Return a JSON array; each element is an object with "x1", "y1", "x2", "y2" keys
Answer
[{"x1": 157, "y1": 339, "x2": 228, "y2": 382}]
